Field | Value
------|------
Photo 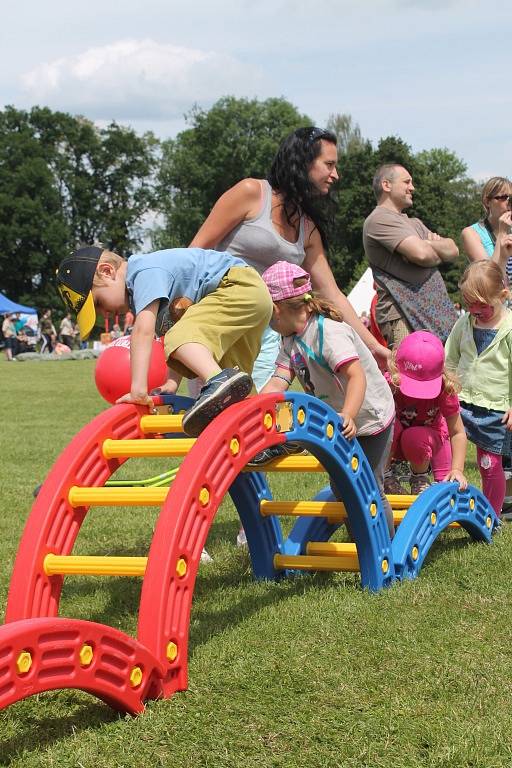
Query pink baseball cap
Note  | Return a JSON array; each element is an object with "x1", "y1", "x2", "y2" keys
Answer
[
  {"x1": 262, "y1": 261, "x2": 312, "y2": 302},
  {"x1": 395, "y1": 331, "x2": 445, "y2": 399}
]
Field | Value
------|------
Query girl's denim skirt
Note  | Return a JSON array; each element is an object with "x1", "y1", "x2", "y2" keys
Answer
[{"x1": 460, "y1": 401, "x2": 512, "y2": 455}]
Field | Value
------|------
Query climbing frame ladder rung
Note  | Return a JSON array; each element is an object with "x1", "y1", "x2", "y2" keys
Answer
[
  {"x1": 103, "y1": 438, "x2": 195, "y2": 458},
  {"x1": 139, "y1": 415, "x2": 184, "y2": 434},
  {"x1": 44, "y1": 554, "x2": 148, "y2": 577},
  {"x1": 102, "y1": 439, "x2": 324, "y2": 468},
  {"x1": 260, "y1": 499, "x2": 346, "y2": 518},
  {"x1": 305, "y1": 542, "x2": 360, "y2": 570},
  {"x1": 260, "y1": 499, "x2": 460, "y2": 528},
  {"x1": 306, "y1": 542, "x2": 358, "y2": 557},
  {"x1": 273, "y1": 552, "x2": 360, "y2": 572},
  {"x1": 69, "y1": 486, "x2": 168, "y2": 507},
  {"x1": 385, "y1": 495, "x2": 417, "y2": 509},
  {"x1": 244, "y1": 455, "x2": 324, "y2": 472}
]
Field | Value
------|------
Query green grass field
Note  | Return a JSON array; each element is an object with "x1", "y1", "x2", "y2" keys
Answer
[{"x1": 1, "y1": 358, "x2": 512, "y2": 768}]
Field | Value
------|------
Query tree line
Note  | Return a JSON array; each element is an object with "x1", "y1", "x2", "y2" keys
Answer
[{"x1": 0, "y1": 98, "x2": 482, "y2": 312}]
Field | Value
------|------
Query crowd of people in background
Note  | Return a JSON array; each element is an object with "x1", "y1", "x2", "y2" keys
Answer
[
  {"x1": 1, "y1": 312, "x2": 38, "y2": 360},
  {"x1": 7, "y1": 126, "x2": 512, "y2": 532},
  {"x1": 1, "y1": 307, "x2": 134, "y2": 360}
]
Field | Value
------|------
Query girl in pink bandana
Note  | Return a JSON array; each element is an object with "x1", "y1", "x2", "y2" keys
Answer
[
  {"x1": 259, "y1": 261, "x2": 397, "y2": 537},
  {"x1": 387, "y1": 331, "x2": 468, "y2": 495}
]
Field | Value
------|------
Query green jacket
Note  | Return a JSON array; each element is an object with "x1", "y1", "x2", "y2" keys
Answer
[{"x1": 445, "y1": 310, "x2": 512, "y2": 412}]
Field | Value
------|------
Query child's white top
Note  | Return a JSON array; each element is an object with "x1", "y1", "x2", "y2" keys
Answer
[{"x1": 275, "y1": 314, "x2": 395, "y2": 436}]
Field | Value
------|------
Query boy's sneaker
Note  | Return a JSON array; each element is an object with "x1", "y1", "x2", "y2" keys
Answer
[
  {"x1": 182, "y1": 368, "x2": 253, "y2": 437},
  {"x1": 247, "y1": 442, "x2": 307, "y2": 467},
  {"x1": 383, "y1": 471, "x2": 408, "y2": 496},
  {"x1": 500, "y1": 497, "x2": 512, "y2": 521},
  {"x1": 200, "y1": 548, "x2": 213, "y2": 563},
  {"x1": 409, "y1": 472, "x2": 432, "y2": 495},
  {"x1": 236, "y1": 528, "x2": 248, "y2": 547}
]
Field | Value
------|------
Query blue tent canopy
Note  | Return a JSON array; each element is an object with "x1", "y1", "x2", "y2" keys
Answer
[{"x1": 0, "y1": 291, "x2": 37, "y2": 315}]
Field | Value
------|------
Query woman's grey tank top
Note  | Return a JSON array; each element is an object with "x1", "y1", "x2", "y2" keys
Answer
[{"x1": 216, "y1": 180, "x2": 306, "y2": 275}]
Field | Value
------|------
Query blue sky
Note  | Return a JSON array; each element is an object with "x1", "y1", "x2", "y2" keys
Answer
[{"x1": 2, "y1": 0, "x2": 510, "y2": 180}]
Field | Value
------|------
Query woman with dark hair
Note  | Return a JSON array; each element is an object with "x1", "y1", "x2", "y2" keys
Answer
[{"x1": 191, "y1": 126, "x2": 389, "y2": 390}]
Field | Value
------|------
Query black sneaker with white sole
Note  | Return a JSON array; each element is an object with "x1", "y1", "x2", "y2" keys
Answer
[
  {"x1": 247, "y1": 442, "x2": 307, "y2": 467},
  {"x1": 182, "y1": 368, "x2": 253, "y2": 437}
]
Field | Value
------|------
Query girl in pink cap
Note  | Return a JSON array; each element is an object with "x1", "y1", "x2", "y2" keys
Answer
[
  {"x1": 387, "y1": 331, "x2": 468, "y2": 495},
  {"x1": 446, "y1": 258, "x2": 512, "y2": 516},
  {"x1": 258, "y1": 260, "x2": 396, "y2": 538}
]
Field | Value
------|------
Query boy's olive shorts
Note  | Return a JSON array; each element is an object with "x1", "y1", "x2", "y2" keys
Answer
[{"x1": 164, "y1": 266, "x2": 273, "y2": 379}]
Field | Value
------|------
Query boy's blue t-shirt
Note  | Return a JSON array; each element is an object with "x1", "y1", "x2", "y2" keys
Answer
[{"x1": 125, "y1": 248, "x2": 246, "y2": 316}]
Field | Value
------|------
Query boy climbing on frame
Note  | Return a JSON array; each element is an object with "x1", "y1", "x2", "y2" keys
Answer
[{"x1": 56, "y1": 245, "x2": 272, "y2": 436}]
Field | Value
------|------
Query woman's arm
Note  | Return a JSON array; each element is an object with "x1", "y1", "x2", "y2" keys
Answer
[
  {"x1": 461, "y1": 226, "x2": 489, "y2": 263},
  {"x1": 493, "y1": 220, "x2": 512, "y2": 274},
  {"x1": 303, "y1": 229, "x2": 390, "y2": 366},
  {"x1": 443, "y1": 412, "x2": 468, "y2": 489},
  {"x1": 190, "y1": 178, "x2": 263, "y2": 248}
]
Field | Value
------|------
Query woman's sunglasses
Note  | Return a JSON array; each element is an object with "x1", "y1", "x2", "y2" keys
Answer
[
  {"x1": 306, "y1": 127, "x2": 332, "y2": 144},
  {"x1": 493, "y1": 194, "x2": 512, "y2": 203}
]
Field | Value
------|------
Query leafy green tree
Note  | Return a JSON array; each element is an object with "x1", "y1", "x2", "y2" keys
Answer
[
  {"x1": 0, "y1": 107, "x2": 69, "y2": 306},
  {"x1": 154, "y1": 96, "x2": 311, "y2": 248},
  {"x1": 0, "y1": 106, "x2": 157, "y2": 308},
  {"x1": 329, "y1": 141, "x2": 375, "y2": 290},
  {"x1": 91, "y1": 122, "x2": 158, "y2": 254},
  {"x1": 326, "y1": 113, "x2": 366, "y2": 155}
]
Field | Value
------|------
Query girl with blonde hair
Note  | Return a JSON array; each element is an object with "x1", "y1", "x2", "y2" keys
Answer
[
  {"x1": 256, "y1": 261, "x2": 396, "y2": 537},
  {"x1": 446, "y1": 256, "x2": 512, "y2": 515}
]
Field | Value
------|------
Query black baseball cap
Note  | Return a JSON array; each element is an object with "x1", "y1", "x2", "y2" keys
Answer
[{"x1": 56, "y1": 246, "x2": 103, "y2": 339}]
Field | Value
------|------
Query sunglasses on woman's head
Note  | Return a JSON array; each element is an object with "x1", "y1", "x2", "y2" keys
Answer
[
  {"x1": 492, "y1": 194, "x2": 512, "y2": 203},
  {"x1": 307, "y1": 127, "x2": 331, "y2": 144}
]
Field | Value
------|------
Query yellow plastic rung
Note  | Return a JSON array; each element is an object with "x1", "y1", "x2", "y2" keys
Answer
[
  {"x1": 139, "y1": 415, "x2": 184, "y2": 434},
  {"x1": 260, "y1": 500, "x2": 346, "y2": 518},
  {"x1": 44, "y1": 554, "x2": 148, "y2": 577},
  {"x1": 273, "y1": 553, "x2": 360, "y2": 572},
  {"x1": 244, "y1": 455, "x2": 324, "y2": 472},
  {"x1": 260, "y1": 501, "x2": 423, "y2": 527},
  {"x1": 386, "y1": 494, "x2": 417, "y2": 508},
  {"x1": 391, "y1": 502, "x2": 458, "y2": 527},
  {"x1": 306, "y1": 541, "x2": 358, "y2": 558},
  {"x1": 68, "y1": 486, "x2": 169, "y2": 507},
  {"x1": 102, "y1": 438, "x2": 195, "y2": 459}
]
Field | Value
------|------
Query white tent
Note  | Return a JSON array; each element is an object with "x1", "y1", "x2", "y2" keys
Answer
[{"x1": 347, "y1": 267, "x2": 375, "y2": 316}]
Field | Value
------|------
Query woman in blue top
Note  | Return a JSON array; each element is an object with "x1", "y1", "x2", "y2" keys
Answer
[{"x1": 461, "y1": 176, "x2": 512, "y2": 279}]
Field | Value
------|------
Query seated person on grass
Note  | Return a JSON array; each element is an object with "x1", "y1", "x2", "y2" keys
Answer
[{"x1": 56, "y1": 245, "x2": 272, "y2": 436}]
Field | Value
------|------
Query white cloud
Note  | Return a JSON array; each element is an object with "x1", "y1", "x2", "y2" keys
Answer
[{"x1": 20, "y1": 38, "x2": 267, "y2": 121}]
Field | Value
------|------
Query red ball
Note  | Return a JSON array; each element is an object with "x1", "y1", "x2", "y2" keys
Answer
[{"x1": 94, "y1": 336, "x2": 168, "y2": 404}]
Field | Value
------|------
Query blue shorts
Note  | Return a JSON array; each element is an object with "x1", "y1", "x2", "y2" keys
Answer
[
  {"x1": 460, "y1": 401, "x2": 512, "y2": 456},
  {"x1": 251, "y1": 326, "x2": 281, "y2": 392},
  {"x1": 187, "y1": 325, "x2": 281, "y2": 397}
]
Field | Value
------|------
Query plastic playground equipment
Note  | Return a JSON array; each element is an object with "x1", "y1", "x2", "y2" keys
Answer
[{"x1": 0, "y1": 392, "x2": 497, "y2": 714}]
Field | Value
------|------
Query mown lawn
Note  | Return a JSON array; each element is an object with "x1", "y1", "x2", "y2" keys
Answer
[{"x1": 0, "y1": 357, "x2": 511, "y2": 768}]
